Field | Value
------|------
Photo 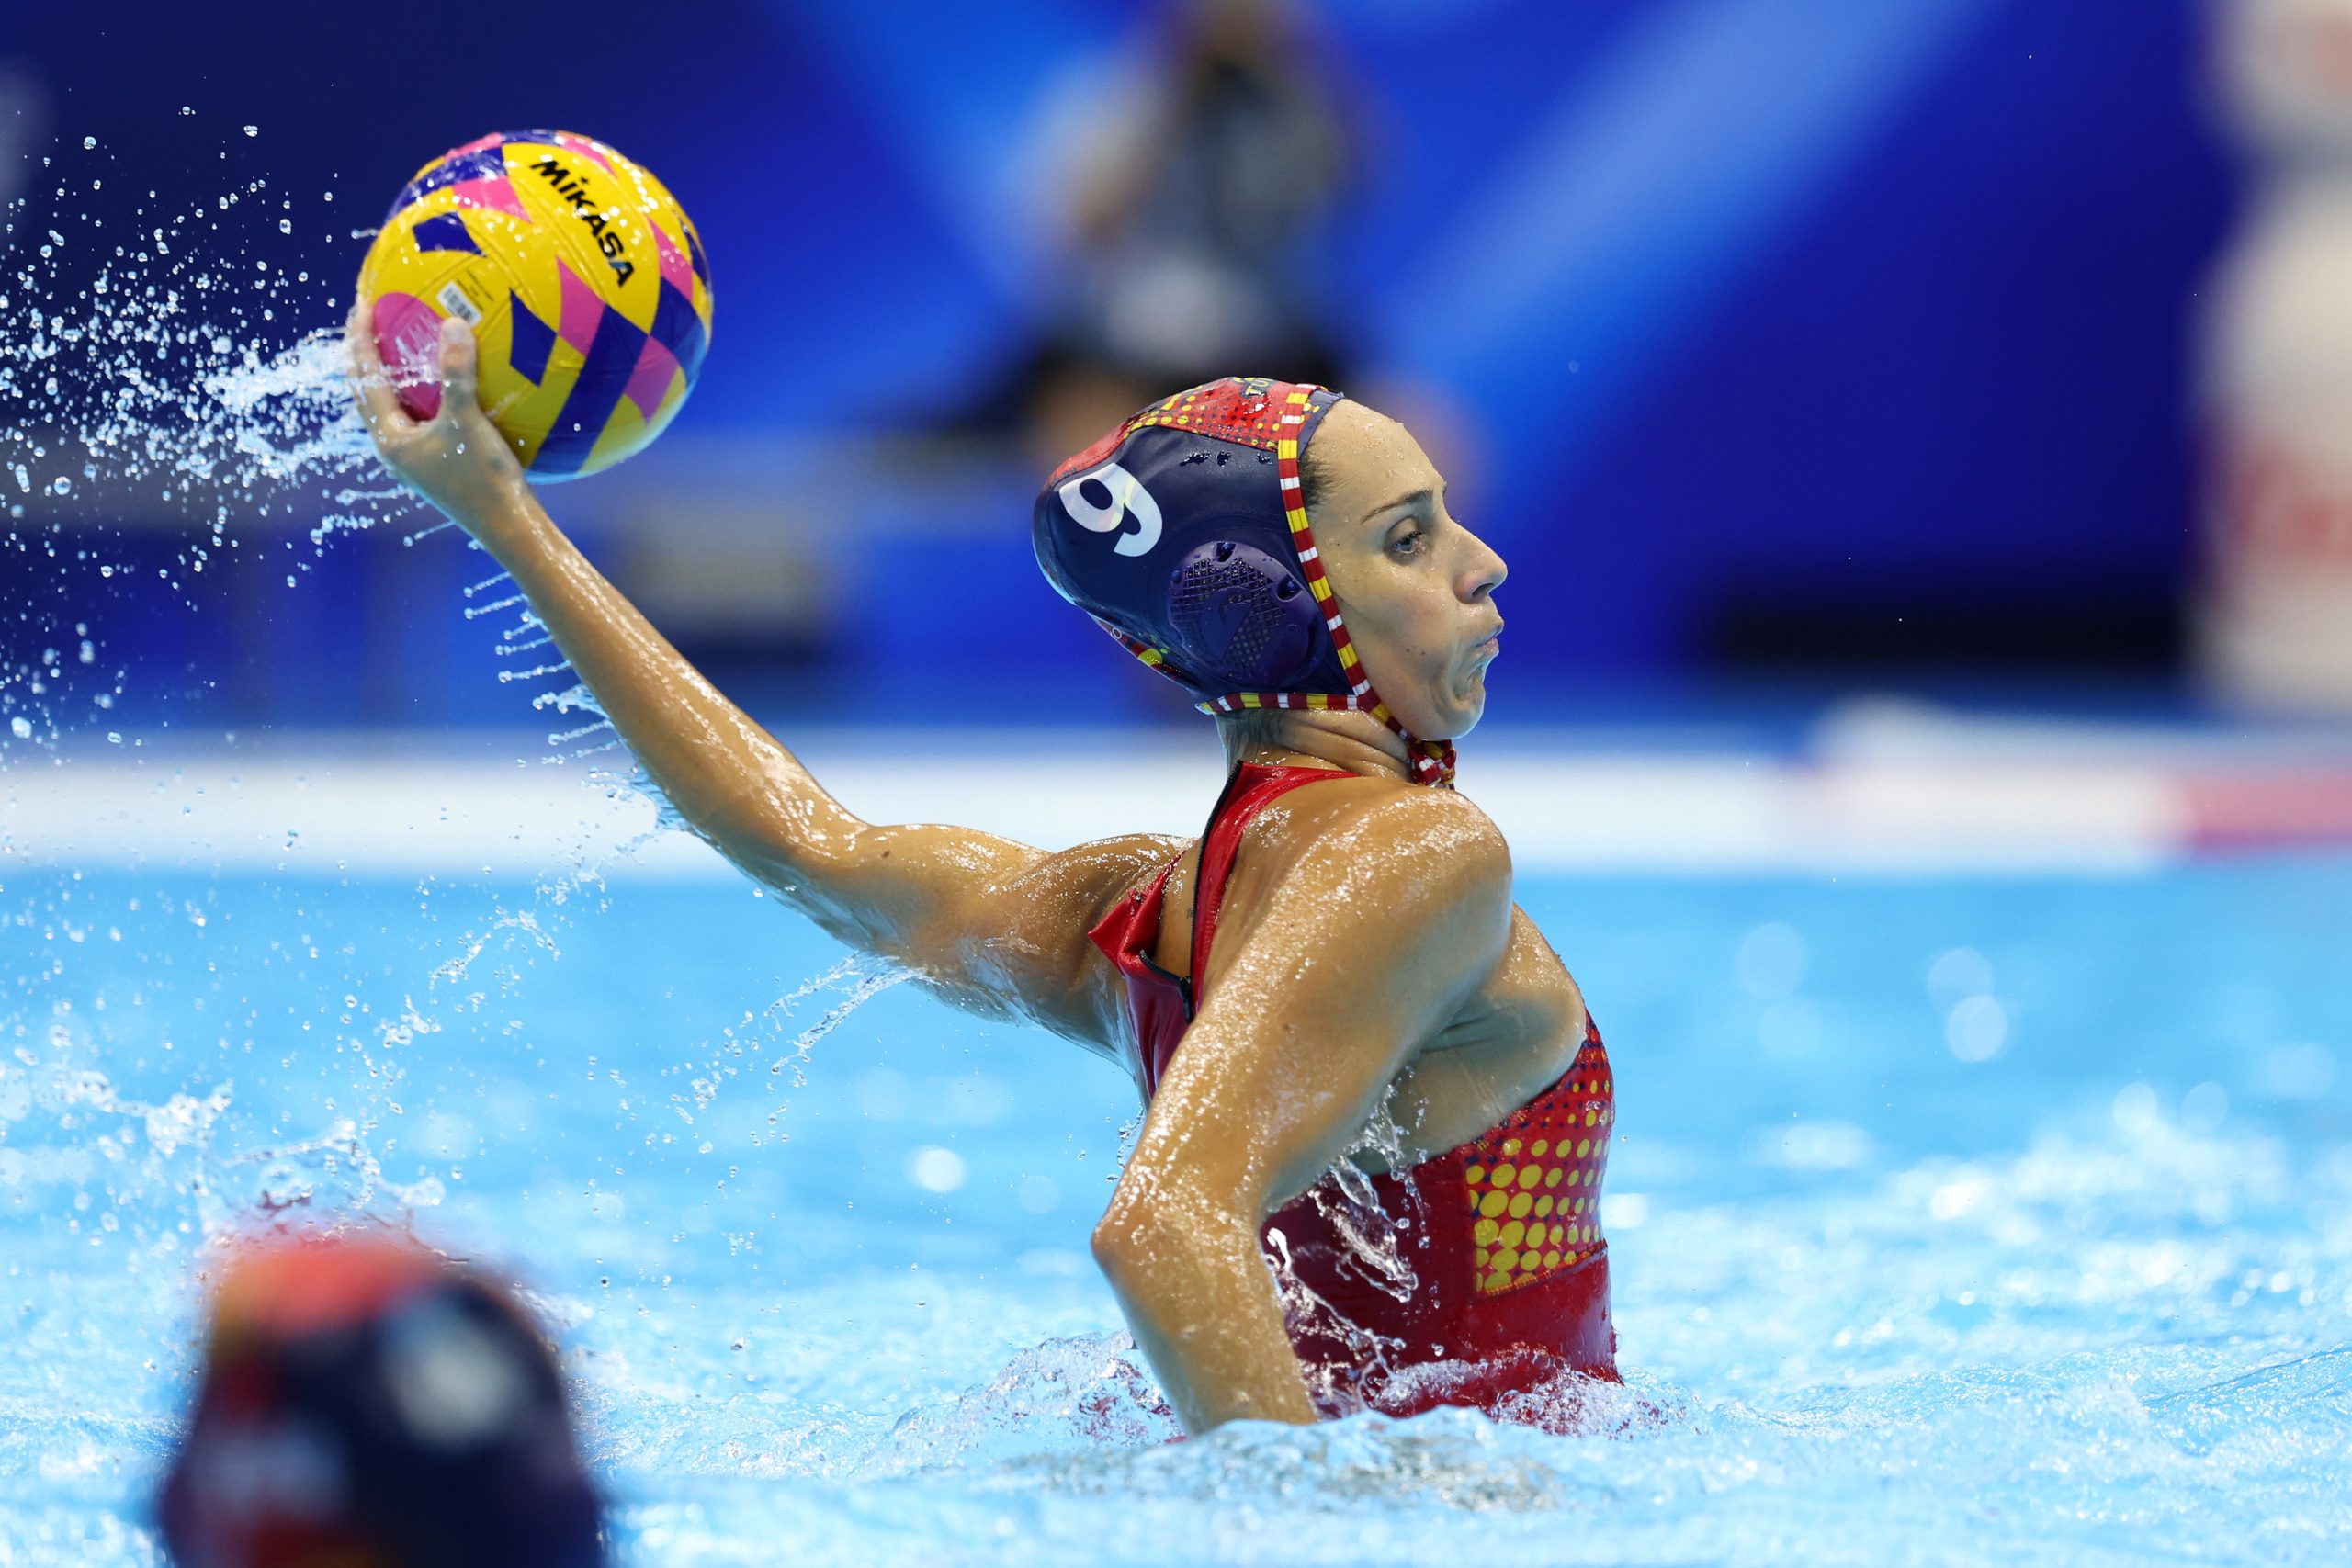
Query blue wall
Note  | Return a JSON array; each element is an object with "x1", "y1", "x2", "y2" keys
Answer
[{"x1": 2, "y1": 0, "x2": 2236, "y2": 726}]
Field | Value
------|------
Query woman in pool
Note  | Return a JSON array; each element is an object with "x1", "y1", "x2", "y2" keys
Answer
[{"x1": 350, "y1": 314, "x2": 1617, "y2": 1433}]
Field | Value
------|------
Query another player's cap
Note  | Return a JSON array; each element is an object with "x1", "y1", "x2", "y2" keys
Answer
[
  {"x1": 157, "y1": 1232, "x2": 604, "y2": 1568},
  {"x1": 1033, "y1": 377, "x2": 1454, "y2": 785}
]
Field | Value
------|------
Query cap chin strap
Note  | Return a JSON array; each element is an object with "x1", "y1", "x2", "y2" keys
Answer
[
  {"x1": 1410, "y1": 738, "x2": 1460, "y2": 788},
  {"x1": 1263, "y1": 386, "x2": 1457, "y2": 789}
]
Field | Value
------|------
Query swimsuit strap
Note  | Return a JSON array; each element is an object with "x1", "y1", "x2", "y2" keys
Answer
[{"x1": 1183, "y1": 761, "x2": 1352, "y2": 1017}]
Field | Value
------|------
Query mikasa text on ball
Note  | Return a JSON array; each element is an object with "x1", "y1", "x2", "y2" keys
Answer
[{"x1": 357, "y1": 130, "x2": 713, "y2": 480}]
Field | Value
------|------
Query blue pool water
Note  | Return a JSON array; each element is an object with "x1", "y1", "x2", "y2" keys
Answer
[{"x1": 4, "y1": 855, "x2": 2351, "y2": 1565}]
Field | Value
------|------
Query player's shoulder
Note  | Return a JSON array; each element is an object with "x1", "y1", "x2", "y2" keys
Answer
[
  {"x1": 1261, "y1": 773, "x2": 1510, "y2": 888},
  {"x1": 1277, "y1": 771, "x2": 1503, "y2": 840},
  {"x1": 1025, "y1": 831, "x2": 1191, "y2": 933}
]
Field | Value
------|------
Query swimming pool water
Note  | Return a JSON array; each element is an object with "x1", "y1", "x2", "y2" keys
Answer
[{"x1": 4, "y1": 856, "x2": 2349, "y2": 1565}]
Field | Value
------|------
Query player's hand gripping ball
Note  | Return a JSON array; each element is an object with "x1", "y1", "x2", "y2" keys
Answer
[{"x1": 356, "y1": 130, "x2": 712, "y2": 480}]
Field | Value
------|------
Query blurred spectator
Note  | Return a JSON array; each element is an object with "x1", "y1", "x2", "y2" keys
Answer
[
  {"x1": 1012, "y1": 0, "x2": 1357, "y2": 464},
  {"x1": 2199, "y1": 0, "x2": 2352, "y2": 708},
  {"x1": 158, "y1": 1231, "x2": 604, "y2": 1568}
]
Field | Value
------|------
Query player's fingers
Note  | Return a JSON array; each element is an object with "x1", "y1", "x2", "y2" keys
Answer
[
  {"x1": 345, "y1": 300, "x2": 410, "y2": 434},
  {"x1": 435, "y1": 315, "x2": 480, "y2": 423}
]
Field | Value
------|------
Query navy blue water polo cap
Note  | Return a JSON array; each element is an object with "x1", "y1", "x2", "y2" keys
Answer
[
  {"x1": 158, "y1": 1232, "x2": 605, "y2": 1568},
  {"x1": 1033, "y1": 377, "x2": 1454, "y2": 785}
]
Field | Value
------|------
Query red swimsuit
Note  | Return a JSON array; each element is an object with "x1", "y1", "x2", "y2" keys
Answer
[{"x1": 1088, "y1": 763, "x2": 1619, "y2": 1416}]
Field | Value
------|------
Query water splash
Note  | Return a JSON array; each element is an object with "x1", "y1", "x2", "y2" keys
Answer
[
  {"x1": 210, "y1": 1117, "x2": 447, "y2": 1226},
  {"x1": 0, "y1": 141, "x2": 406, "y2": 761},
  {"x1": 0, "y1": 135, "x2": 610, "y2": 765},
  {"x1": 0, "y1": 130, "x2": 718, "y2": 1000},
  {"x1": 0, "y1": 158, "x2": 384, "y2": 521},
  {"x1": 763, "y1": 959, "x2": 918, "y2": 1080},
  {"x1": 1256, "y1": 1091, "x2": 1429, "y2": 1406},
  {"x1": 0, "y1": 998, "x2": 435, "y2": 1254},
  {"x1": 1317, "y1": 1094, "x2": 1425, "y2": 1305},
  {"x1": 863, "y1": 1333, "x2": 1182, "y2": 1474}
]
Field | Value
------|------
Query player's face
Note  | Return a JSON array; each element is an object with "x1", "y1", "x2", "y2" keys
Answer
[{"x1": 1308, "y1": 402, "x2": 1508, "y2": 741}]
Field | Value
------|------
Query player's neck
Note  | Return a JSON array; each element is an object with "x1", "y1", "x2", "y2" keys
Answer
[{"x1": 1223, "y1": 709, "x2": 1417, "y2": 783}]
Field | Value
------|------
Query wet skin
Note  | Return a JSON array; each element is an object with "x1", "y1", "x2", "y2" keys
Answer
[{"x1": 351, "y1": 317, "x2": 1593, "y2": 1433}]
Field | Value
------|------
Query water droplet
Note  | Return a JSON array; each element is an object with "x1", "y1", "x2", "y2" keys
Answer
[
  {"x1": 242, "y1": 125, "x2": 259, "y2": 138},
  {"x1": 8, "y1": 717, "x2": 30, "y2": 739},
  {"x1": 82, "y1": 136, "x2": 96, "y2": 150},
  {"x1": 49, "y1": 477, "x2": 71, "y2": 497}
]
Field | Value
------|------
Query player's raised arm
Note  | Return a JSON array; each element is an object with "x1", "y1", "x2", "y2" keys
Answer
[{"x1": 348, "y1": 311, "x2": 1155, "y2": 1046}]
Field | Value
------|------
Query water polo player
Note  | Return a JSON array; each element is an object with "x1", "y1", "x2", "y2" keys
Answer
[
  {"x1": 159, "y1": 1231, "x2": 604, "y2": 1568},
  {"x1": 350, "y1": 314, "x2": 1617, "y2": 1431}
]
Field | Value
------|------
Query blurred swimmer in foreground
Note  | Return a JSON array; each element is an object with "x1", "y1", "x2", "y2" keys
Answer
[
  {"x1": 158, "y1": 1231, "x2": 603, "y2": 1567},
  {"x1": 351, "y1": 316, "x2": 1617, "y2": 1431}
]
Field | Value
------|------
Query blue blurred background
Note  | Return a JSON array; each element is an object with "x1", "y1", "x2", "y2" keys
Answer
[{"x1": 0, "y1": 0, "x2": 2238, "y2": 729}]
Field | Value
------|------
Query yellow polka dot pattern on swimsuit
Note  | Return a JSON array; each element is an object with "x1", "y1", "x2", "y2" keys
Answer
[{"x1": 1462, "y1": 1039, "x2": 1613, "y2": 1296}]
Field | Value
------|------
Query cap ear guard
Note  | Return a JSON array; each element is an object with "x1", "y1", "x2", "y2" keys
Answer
[
  {"x1": 1034, "y1": 378, "x2": 1456, "y2": 787},
  {"x1": 1167, "y1": 538, "x2": 1325, "y2": 691}
]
